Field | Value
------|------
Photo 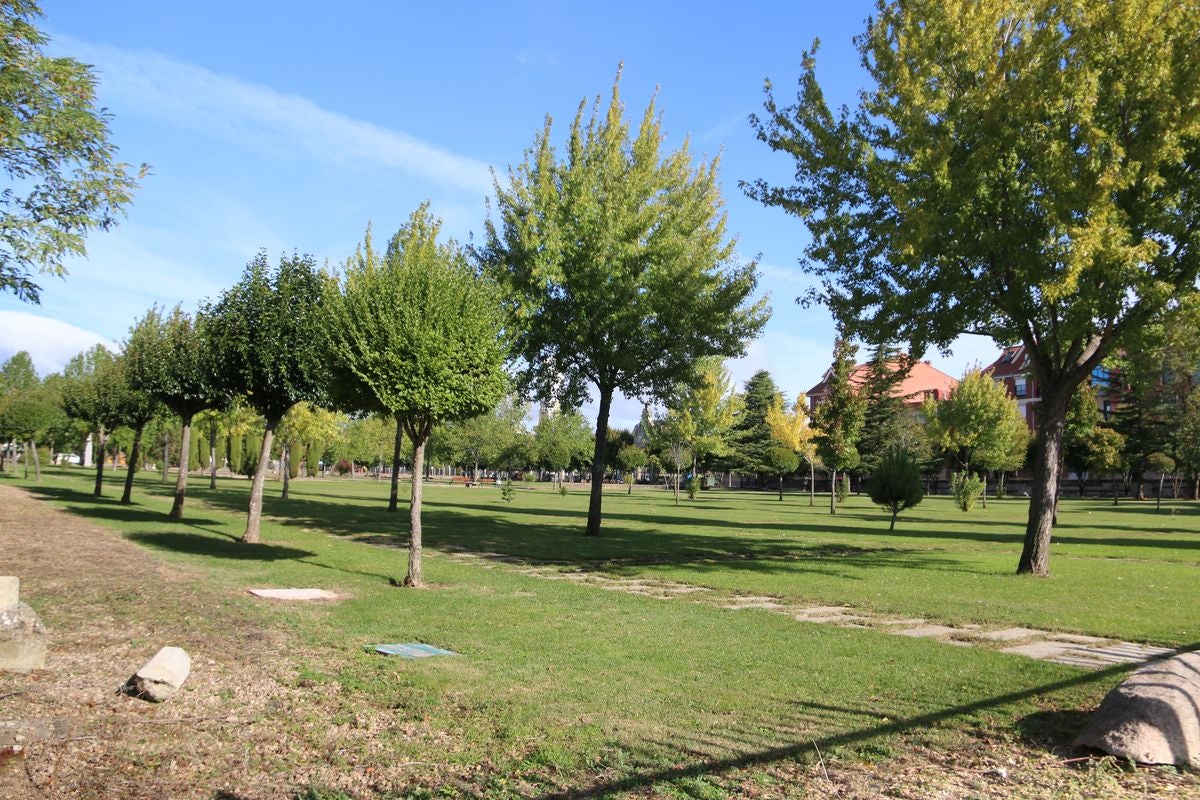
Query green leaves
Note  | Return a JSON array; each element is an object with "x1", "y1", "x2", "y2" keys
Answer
[
  {"x1": 0, "y1": 1, "x2": 145, "y2": 303},
  {"x1": 203, "y1": 251, "x2": 330, "y2": 423},
  {"x1": 327, "y1": 205, "x2": 509, "y2": 432}
]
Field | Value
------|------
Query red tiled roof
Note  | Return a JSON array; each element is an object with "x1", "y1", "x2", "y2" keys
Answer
[
  {"x1": 806, "y1": 359, "x2": 959, "y2": 404},
  {"x1": 984, "y1": 345, "x2": 1030, "y2": 379}
]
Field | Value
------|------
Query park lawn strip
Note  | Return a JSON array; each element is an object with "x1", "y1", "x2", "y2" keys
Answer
[{"x1": 13, "y1": 468, "x2": 1130, "y2": 796}]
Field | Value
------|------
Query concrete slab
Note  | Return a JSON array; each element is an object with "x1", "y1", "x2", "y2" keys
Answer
[
  {"x1": 1049, "y1": 633, "x2": 1111, "y2": 645},
  {"x1": 895, "y1": 625, "x2": 960, "y2": 639},
  {"x1": 723, "y1": 601, "x2": 786, "y2": 610},
  {"x1": 798, "y1": 614, "x2": 870, "y2": 624},
  {"x1": 1000, "y1": 641, "x2": 1077, "y2": 660},
  {"x1": 876, "y1": 618, "x2": 927, "y2": 626},
  {"x1": 973, "y1": 627, "x2": 1048, "y2": 642},
  {"x1": 247, "y1": 588, "x2": 339, "y2": 601},
  {"x1": 795, "y1": 606, "x2": 855, "y2": 616}
]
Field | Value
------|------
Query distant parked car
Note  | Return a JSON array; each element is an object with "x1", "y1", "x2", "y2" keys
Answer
[{"x1": 56, "y1": 453, "x2": 81, "y2": 465}]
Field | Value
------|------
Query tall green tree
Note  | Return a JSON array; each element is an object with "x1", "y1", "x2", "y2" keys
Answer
[
  {"x1": 857, "y1": 345, "x2": 912, "y2": 472},
  {"x1": 107, "y1": 353, "x2": 161, "y2": 506},
  {"x1": 663, "y1": 357, "x2": 739, "y2": 477},
  {"x1": 204, "y1": 251, "x2": 330, "y2": 543},
  {"x1": 812, "y1": 338, "x2": 865, "y2": 514},
  {"x1": 124, "y1": 306, "x2": 218, "y2": 516},
  {"x1": 765, "y1": 393, "x2": 817, "y2": 505},
  {"x1": 0, "y1": 1, "x2": 144, "y2": 303},
  {"x1": 60, "y1": 344, "x2": 119, "y2": 496},
  {"x1": 749, "y1": 0, "x2": 1200, "y2": 575},
  {"x1": 443, "y1": 396, "x2": 527, "y2": 483},
  {"x1": 924, "y1": 369, "x2": 1027, "y2": 507},
  {"x1": 533, "y1": 409, "x2": 594, "y2": 487},
  {"x1": 484, "y1": 70, "x2": 768, "y2": 536},
  {"x1": 327, "y1": 206, "x2": 508, "y2": 587},
  {"x1": 728, "y1": 370, "x2": 781, "y2": 484}
]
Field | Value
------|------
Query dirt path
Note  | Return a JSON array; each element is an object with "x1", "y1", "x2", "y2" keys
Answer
[
  {"x1": 0, "y1": 483, "x2": 384, "y2": 799},
  {"x1": 442, "y1": 549, "x2": 1179, "y2": 670}
]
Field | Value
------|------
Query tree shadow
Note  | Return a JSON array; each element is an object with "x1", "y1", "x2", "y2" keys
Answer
[
  {"x1": 125, "y1": 530, "x2": 314, "y2": 562},
  {"x1": 536, "y1": 647, "x2": 1198, "y2": 799}
]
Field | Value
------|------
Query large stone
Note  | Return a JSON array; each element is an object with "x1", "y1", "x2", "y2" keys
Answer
[
  {"x1": 1075, "y1": 651, "x2": 1200, "y2": 767},
  {"x1": 0, "y1": 603, "x2": 47, "y2": 672},
  {"x1": 124, "y1": 646, "x2": 191, "y2": 702},
  {"x1": 0, "y1": 577, "x2": 18, "y2": 611}
]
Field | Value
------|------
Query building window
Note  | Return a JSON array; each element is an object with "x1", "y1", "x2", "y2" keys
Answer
[{"x1": 1014, "y1": 377, "x2": 1027, "y2": 398}]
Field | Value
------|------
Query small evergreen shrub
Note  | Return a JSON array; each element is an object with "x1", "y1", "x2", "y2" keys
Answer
[
  {"x1": 952, "y1": 470, "x2": 985, "y2": 511},
  {"x1": 835, "y1": 473, "x2": 850, "y2": 503}
]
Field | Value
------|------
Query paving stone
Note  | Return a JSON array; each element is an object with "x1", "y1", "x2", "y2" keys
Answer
[
  {"x1": 1000, "y1": 641, "x2": 1077, "y2": 660},
  {"x1": 723, "y1": 601, "x2": 786, "y2": 610},
  {"x1": 973, "y1": 627, "x2": 1048, "y2": 642},
  {"x1": 798, "y1": 614, "x2": 869, "y2": 624},
  {"x1": 1049, "y1": 633, "x2": 1111, "y2": 645},
  {"x1": 875, "y1": 618, "x2": 927, "y2": 626},
  {"x1": 247, "y1": 588, "x2": 338, "y2": 601},
  {"x1": 795, "y1": 605, "x2": 854, "y2": 616},
  {"x1": 895, "y1": 625, "x2": 960, "y2": 639}
]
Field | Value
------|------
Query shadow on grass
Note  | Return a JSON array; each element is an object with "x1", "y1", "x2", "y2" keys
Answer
[
  {"x1": 540, "y1": 647, "x2": 1198, "y2": 800},
  {"x1": 125, "y1": 530, "x2": 315, "y2": 561}
]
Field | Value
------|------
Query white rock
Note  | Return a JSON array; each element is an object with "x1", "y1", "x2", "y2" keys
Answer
[
  {"x1": 0, "y1": 576, "x2": 18, "y2": 611},
  {"x1": 0, "y1": 603, "x2": 47, "y2": 672},
  {"x1": 1075, "y1": 651, "x2": 1200, "y2": 767},
  {"x1": 125, "y1": 646, "x2": 191, "y2": 702}
]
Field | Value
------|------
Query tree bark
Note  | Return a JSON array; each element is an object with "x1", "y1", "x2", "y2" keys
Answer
[
  {"x1": 403, "y1": 421, "x2": 430, "y2": 587},
  {"x1": 281, "y1": 443, "x2": 290, "y2": 500},
  {"x1": 170, "y1": 415, "x2": 194, "y2": 519},
  {"x1": 120, "y1": 424, "x2": 144, "y2": 504},
  {"x1": 585, "y1": 389, "x2": 613, "y2": 536},
  {"x1": 829, "y1": 467, "x2": 837, "y2": 514},
  {"x1": 161, "y1": 433, "x2": 170, "y2": 484},
  {"x1": 241, "y1": 417, "x2": 278, "y2": 544},
  {"x1": 30, "y1": 439, "x2": 41, "y2": 482},
  {"x1": 1156, "y1": 474, "x2": 1165, "y2": 514},
  {"x1": 809, "y1": 461, "x2": 815, "y2": 506},
  {"x1": 208, "y1": 419, "x2": 218, "y2": 490},
  {"x1": 92, "y1": 430, "x2": 108, "y2": 497},
  {"x1": 1018, "y1": 391, "x2": 1069, "y2": 576},
  {"x1": 890, "y1": 507, "x2": 898, "y2": 530},
  {"x1": 388, "y1": 414, "x2": 404, "y2": 513}
]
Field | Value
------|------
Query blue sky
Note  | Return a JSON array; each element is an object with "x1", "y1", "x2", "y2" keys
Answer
[{"x1": 0, "y1": 0, "x2": 998, "y2": 430}]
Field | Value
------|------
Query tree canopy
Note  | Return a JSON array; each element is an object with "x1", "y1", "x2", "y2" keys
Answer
[
  {"x1": 327, "y1": 205, "x2": 509, "y2": 586},
  {"x1": 748, "y1": 0, "x2": 1200, "y2": 574},
  {"x1": 0, "y1": 1, "x2": 144, "y2": 303},
  {"x1": 484, "y1": 69, "x2": 768, "y2": 536}
]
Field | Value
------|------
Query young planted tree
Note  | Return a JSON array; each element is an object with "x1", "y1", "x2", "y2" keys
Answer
[
  {"x1": 923, "y1": 370, "x2": 1026, "y2": 509},
  {"x1": 616, "y1": 443, "x2": 647, "y2": 494},
  {"x1": 204, "y1": 252, "x2": 330, "y2": 543},
  {"x1": 749, "y1": 0, "x2": 1200, "y2": 574},
  {"x1": 60, "y1": 345, "x2": 120, "y2": 496},
  {"x1": 765, "y1": 393, "x2": 817, "y2": 505},
  {"x1": 0, "y1": 1, "x2": 144, "y2": 303},
  {"x1": 327, "y1": 206, "x2": 508, "y2": 586},
  {"x1": 812, "y1": 338, "x2": 865, "y2": 514},
  {"x1": 765, "y1": 444, "x2": 800, "y2": 501},
  {"x1": 108, "y1": 354, "x2": 161, "y2": 506},
  {"x1": 533, "y1": 409, "x2": 593, "y2": 488},
  {"x1": 484, "y1": 70, "x2": 768, "y2": 536},
  {"x1": 868, "y1": 446, "x2": 925, "y2": 530},
  {"x1": 664, "y1": 357, "x2": 739, "y2": 479}
]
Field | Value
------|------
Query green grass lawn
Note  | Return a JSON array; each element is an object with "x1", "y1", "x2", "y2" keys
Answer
[{"x1": 10, "y1": 467, "x2": 1199, "y2": 797}]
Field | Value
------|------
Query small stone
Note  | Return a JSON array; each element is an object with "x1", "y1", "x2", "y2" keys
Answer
[
  {"x1": 124, "y1": 646, "x2": 191, "y2": 702},
  {"x1": 0, "y1": 577, "x2": 18, "y2": 611},
  {"x1": 1075, "y1": 651, "x2": 1200, "y2": 767}
]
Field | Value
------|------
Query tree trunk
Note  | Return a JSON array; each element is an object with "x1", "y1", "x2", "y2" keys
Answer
[
  {"x1": 585, "y1": 389, "x2": 613, "y2": 536},
  {"x1": 208, "y1": 419, "x2": 218, "y2": 490},
  {"x1": 674, "y1": 470, "x2": 680, "y2": 506},
  {"x1": 403, "y1": 422, "x2": 430, "y2": 587},
  {"x1": 281, "y1": 443, "x2": 290, "y2": 500},
  {"x1": 809, "y1": 461, "x2": 815, "y2": 506},
  {"x1": 388, "y1": 414, "x2": 404, "y2": 513},
  {"x1": 830, "y1": 467, "x2": 837, "y2": 514},
  {"x1": 1113, "y1": 478, "x2": 1120, "y2": 506},
  {"x1": 1156, "y1": 474, "x2": 1165, "y2": 514},
  {"x1": 161, "y1": 434, "x2": 170, "y2": 484},
  {"x1": 1018, "y1": 392, "x2": 1069, "y2": 576},
  {"x1": 241, "y1": 417, "x2": 278, "y2": 544},
  {"x1": 890, "y1": 507, "x2": 898, "y2": 531},
  {"x1": 778, "y1": 473, "x2": 784, "y2": 501},
  {"x1": 170, "y1": 415, "x2": 194, "y2": 519},
  {"x1": 93, "y1": 430, "x2": 108, "y2": 497},
  {"x1": 22, "y1": 441, "x2": 28, "y2": 479},
  {"x1": 120, "y1": 424, "x2": 144, "y2": 504},
  {"x1": 30, "y1": 439, "x2": 42, "y2": 482},
  {"x1": 981, "y1": 472, "x2": 988, "y2": 509}
]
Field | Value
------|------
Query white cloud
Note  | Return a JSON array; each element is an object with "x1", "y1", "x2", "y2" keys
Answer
[
  {"x1": 0, "y1": 312, "x2": 114, "y2": 376},
  {"x1": 57, "y1": 36, "x2": 495, "y2": 196}
]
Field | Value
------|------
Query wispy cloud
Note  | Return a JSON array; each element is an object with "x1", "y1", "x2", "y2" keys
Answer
[
  {"x1": 58, "y1": 36, "x2": 495, "y2": 196},
  {"x1": 0, "y1": 311, "x2": 113, "y2": 375}
]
